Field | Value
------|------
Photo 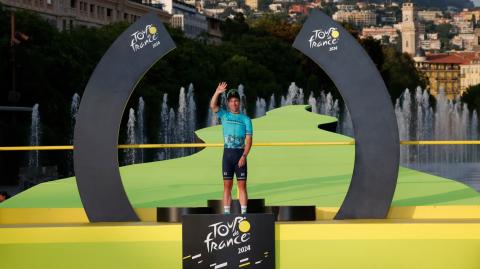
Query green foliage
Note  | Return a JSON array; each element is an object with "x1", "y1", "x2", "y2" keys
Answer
[
  {"x1": 436, "y1": 23, "x2": 454, "y2": 50},
  {"x1": 219, "y1": 12, "x2": 250, "y2": 41},
  {"x1": 359, "y1": 37, "x2": 426, "y2": 101},
  {"x1": 320, "y1": 2, "x2": 338, "y2": 17},
  {"x1": 461, "y1": 84, "x2": 480, "y2": 112},
  {"x1": 249, "y1": 13, "x2": 301, "y2": 42}
]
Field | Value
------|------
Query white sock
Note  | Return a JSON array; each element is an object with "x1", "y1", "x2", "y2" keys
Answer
[
  {"x1": 224, "y1": 206, "x2": 230, "y2": 214},
  {"x1": 241, "y1": 205, "x2": 247, "y2": 214}
]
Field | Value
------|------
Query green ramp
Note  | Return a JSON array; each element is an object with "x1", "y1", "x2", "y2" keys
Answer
[{"x1": 1, "y1": 105, "x2": 479, "y2": 208}]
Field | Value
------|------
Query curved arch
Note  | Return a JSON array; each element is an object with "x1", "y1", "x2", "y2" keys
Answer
[
  {"x1": 73, "y1": 13, "x2": 176, "y2": 222},
  {"x1": 292, "y1": 10, "x2": 400, "y2": 219},
  {"x1": 74, "y1": 10, "x2": 398, "y2": 222}
]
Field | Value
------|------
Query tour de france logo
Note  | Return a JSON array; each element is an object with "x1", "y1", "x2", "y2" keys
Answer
[
  {"x1": 130, "y1": 24, "x2": 161, "y2": 52},
  {"x1": 308, "y1": 27, "x2": 340, "y2": 52},
  {"x1": 183, "y1": 216, "x2": 272, "y2": 268},
  {"x1": 204, "y1": 216, "x2": 251, "y2": 253}
]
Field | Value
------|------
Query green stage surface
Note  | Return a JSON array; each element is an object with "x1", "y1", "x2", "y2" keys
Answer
[{"x1": 1, "y1": 105, "x2": 479, "y2": 208}]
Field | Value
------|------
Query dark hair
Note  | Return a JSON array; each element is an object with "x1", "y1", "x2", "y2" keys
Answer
[
  {"x1": 227, "y1": 89, "x2": 240, "y2": 101},
  {"x1": 0, "y1": 191, "x2": 10, "y2": 199}
]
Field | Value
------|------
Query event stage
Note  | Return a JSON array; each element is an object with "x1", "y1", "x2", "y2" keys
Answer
[
  {"x1": 2, "y1": 106, "x2": 480, "y2": 268},
  {"x1": 1, "y1": 206, "x2": 480, "y2": 268}
]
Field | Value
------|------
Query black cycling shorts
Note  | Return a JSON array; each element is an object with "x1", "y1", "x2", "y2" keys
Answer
[{"x1": 222, "y1": 148, "x2": 247, "y2": 180}]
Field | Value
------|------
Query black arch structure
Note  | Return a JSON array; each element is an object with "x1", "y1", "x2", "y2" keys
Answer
[
  {"x1": 293, "y1": 9, "x2": 400, "y2": 219},
  {"x1": 74, "y1": 11, "x2": 399, "y2": 222},
  {"x1": 73, "y1": 13, "x2": 176, "y2": 222}
]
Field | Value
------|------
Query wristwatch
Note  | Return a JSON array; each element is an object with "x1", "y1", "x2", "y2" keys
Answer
[{"x1": 242, "y1": 153, "x2": 247, "y2": 157}]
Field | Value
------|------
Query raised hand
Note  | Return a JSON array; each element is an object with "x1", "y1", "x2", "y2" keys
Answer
[{"x1": 216, "y1": 81, "x2": 228, "y2": 94}]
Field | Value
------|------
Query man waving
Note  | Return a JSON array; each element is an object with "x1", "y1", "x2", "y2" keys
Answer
[{"x1": 209, "y1": 81, "x2": 253, "y2": 214}]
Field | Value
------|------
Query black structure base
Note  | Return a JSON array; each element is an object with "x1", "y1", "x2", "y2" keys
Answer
[
  {"x1": 156, "y1": 199, "x2": 317, "y2": 222},
  {"x1": 207, "y1": 199, "x2": 265, "y2": 214},
  {"x1": 264, "y1": 206, "x2": 316, "y2": 221},
  {"x1": 157, "y1": 207, "x2": 212, "y2": 222},
  {"x1": 183, "y1": 214, "x2": 275, "y2": 269}
]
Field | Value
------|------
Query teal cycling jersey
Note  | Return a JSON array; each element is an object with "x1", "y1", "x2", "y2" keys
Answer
[{"x1": 216, "y1": 107, "x2": 253, "y2": 148}]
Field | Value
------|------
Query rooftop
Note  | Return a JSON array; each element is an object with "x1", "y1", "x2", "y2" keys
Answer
[{"x1": 424, "y1": 52, "x2": 479, "y2": 65}]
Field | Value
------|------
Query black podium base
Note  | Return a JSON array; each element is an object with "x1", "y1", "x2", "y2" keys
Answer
[
  {"x1": 182, "y1": 213, "x2": 275, "y2": 269},
  {"x1": 157, "y1": 207, "x2": 212, "y2": 222},
  {"x1": 264, "y1": 205, "x2": 316, "y2": 221},
  {"x1": 156, "y1": 200, "x2": 316, "y2": 222},
  {"x1": 207, "y1": 199, "x2": 265, "y2": 214}
]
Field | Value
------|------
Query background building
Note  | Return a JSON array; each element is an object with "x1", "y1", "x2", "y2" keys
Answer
[
  {"x1": 1, "y1": 0, "x2": 172, "y2": 31},
  {"x1": 361, "y1": 25, "x2": 399, "y2": 44},
  {"x1": 171, "y1": 0, "x2": 207, "y2": 38},
  {"x1": 400, "y1": 1, "x2": 423, "y2": 56},
  {"x1": 414, "y1": 52, "x2": 480, "y2": 98},
  {"x1": 419, "y1": 33, "x2": 441, "y2": 52},
  {"x1": 332, "y1": 10, "x2": 377, "y2": 27},
  {"x1": 2, "y1": 0, "x2": 223, "y2": 43},
  {"x1": 417, "y1": 10, "x2": 443, "y2": 22},
  {"x1": 245, "y1": 0, "x2": 259, "y2": 11}
]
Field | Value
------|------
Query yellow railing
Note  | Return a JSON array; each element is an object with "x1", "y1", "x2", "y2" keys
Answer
[
  {"x1": 0, "y1": 141, "x2": 479, "y2": 151},
  {"x1": 400, "y1": 141, "x2": 480, "y2": 145}
]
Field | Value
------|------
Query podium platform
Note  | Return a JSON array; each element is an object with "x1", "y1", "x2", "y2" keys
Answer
[
  {"x1": 2, "y1": 206, "x2": 480, "y2": 269},
  {"x1": 156, "y1": 199, "x2": 316, "y2": 222}
]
